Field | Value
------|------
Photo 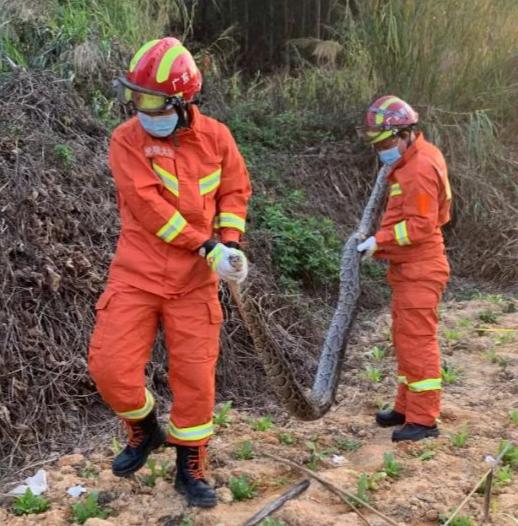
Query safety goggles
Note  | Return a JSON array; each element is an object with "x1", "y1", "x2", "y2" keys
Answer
[
  {"x1": 113, "y1": 77, "x2": 182, "y2": 114},
  {"x1": 355, "y1": 125, "x2": 398, "y2": 145}
]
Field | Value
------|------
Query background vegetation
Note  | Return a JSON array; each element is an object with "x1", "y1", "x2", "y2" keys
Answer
[{"x1": 1, "y1": 0, "x2": 517, "y2": 475}]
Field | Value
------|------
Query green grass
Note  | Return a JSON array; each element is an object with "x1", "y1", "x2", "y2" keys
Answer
[
  {"x1": 13, "y1": 489, "x2": 50, "y2": 516},
  {"x1": 214, "y1": 401, "x2": 232, "y2": 427},
  {"x1": 354, "y1": 473, "x2": 370, "y2": 506},
  {"x1": 382, "y1": 452, "x2": 402, "y2": 478},
  {"x1": 277, "y1": 431, "x2": 296, "y2": 446},
  {"x1": 449, "y1": 425, "x2": 470, "y2": 448},
  {"x1": 305, "y1": 440, "x2": 333, "y2": 470},
  {"x1": 361, "y1": 365, "x2": 382, "y2": 383},
  {"x1": 495, "y1": 465, "x2": 513, "y2": 487},
  {"x1": 234, "y1": 440, "x2": 254, "y2": 460},
  {"x1": 441, "y1": 364, "x2": 461, "y2": 384},
  {"x1": 251, "y1": 415, "x2": 274, "y2": 432},
  {"x1": 140, "y1": 458, "x2": 170, "y2": 487},
  {"x1": 229, "y1": 475, "x2": 256, "y2": 501},
  {"x1": 334, "y1": 436, "x2": 362, "y2": 452},
  {"x1": 499, "y1": 440, "x2": 518, "y2": 468},
  {"x1": 260, "y1": 519, "x2": 286, "y2": 526},
  {"x1": 443, "y1": 329, "x2": 461, "y2": 342},
  {"x1": 417, "y1": 449, "x2": 436, "y2": 461},
  {"x1": 70, "y1": 492, "x2": 110, "y2": 524},
  {"x1": 368, "y1": 345, "x2": 387, "y2": 361},
  {"x1": 510, "y1": 410, "x2": 518, "y2": 427},
  {"x1": 478, "y1": 309, "x2": 499, "y2": 324}
]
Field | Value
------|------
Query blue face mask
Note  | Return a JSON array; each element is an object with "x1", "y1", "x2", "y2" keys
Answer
[
  {"x1": 378, "y1": 145, "x2": 402, "y2": 165},
  {"x1": 137, "y1": 111, "x2": 179, "y2": 138}
]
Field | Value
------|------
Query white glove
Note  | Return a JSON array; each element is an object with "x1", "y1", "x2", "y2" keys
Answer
[
  {"x1": 356, "y1": 236, "x2": 377, "y2": 257},
  {"x1": 206, "y1": 243, "x2": 248, "y2": 283}
]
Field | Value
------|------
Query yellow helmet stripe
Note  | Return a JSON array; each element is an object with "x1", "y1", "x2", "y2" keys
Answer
[
  {"x1": 129, "y1": 39, "x2": 160, "y2": 72},
  {"x1": 374, "y1": 96, "x2": 401, "y2": 126},
  {"x1": 156, "y1": 45, "x2": 188, "y2": 83}
]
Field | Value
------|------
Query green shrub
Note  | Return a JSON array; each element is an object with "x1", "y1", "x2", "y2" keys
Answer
[
  {"x1": 382, "y1": 452, "x2": 402, "y2": 478},
  {"x1": 450, "y1": 425, "x2": 470, "y2": 448},
  {"x1": 214, "y1": 401, "x2": 233, "y2": 427},
  {"x1": 252, "y1": 193, "x2": 341, "y2": 287},
  {"x1": 13, "y1": 489, "x2": 50, "y2": 516},
  {"x1": 277, "y1": 432, "x2": 296, "y2": 446},
  {"x1": 70, "y1": 492, "x2": 109, "y2": 524},
  {"x1": 229, "y1": 475, "x2": 256, "y2": 501},
  {"x1": 251, "y1": 415, "x2": 274, "y2": 432},
  {"x1": 235, "y1": 441, "x2": 254, "y2": 460}
]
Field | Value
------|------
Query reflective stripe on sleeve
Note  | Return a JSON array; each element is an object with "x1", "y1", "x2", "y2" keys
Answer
[
  {"x1": 116, "y1": 388, "x2": 155, "y2": 420},
  {"x1": 167, "y1": 419, "x2": 214, "y2": 441},
  {"x1": 218, "y1": 212, "x2": 245, "y2": 232},
  {"x1": 156, "y1": 211, "x2": 187, "y2": 243},
  {"x1": 394, "y1": 220, "x2": 411, "y2": 246}
]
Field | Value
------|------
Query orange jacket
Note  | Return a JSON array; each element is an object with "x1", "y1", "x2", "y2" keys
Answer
[
  {"x1": 107, "y1": 106, "x2": 251, "y2": 297},
  {"x1": 375, "y1": 133, "x2": 451, "y2": 263}
]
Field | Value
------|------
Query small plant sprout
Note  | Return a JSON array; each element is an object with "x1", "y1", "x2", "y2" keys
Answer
[
  {"x1": 71, "y1": 492, "x2": 110, "y2": 524},
  {"x1": 382, "y1": 452, "x2": 402, "y2": 478},
  {"x1": 334, "y1": 435, "x2": 362, "y2": 452},
  {"x1": 450, "y1": 425, "x2": 470, "y2": 448},
  {"x1": 494, "y1": 464, "x2": 512, "y2": 487},
  {"x1": 229, "y1": 474, "x2": 256, "y2": 500},
  {"x1": 260, "y1": 518, "x2": 287, "y2": 526},
  {"x1": 305, "y1": 440, "x2": 332, "y2": 470},
  {"x1": 509, "y1": 410, "x2": 518, "y2": 427},
  {"x1": 369, "y1": 345, "x2": 386, "y2": 361},
  {"x1": 456, "y1": 318, "x2": 472, "y2": 329},
  {"x1": 361, "y1": 365, "x2": 382, "y2": 383},
  {"x1": 443, "y1": 516, "x2": 475, "y2": 526},
  {"x1": 355, "y1": 473, "x2": 370, "y2": 505},
  {"x1": 235, "y1": 440, "x2": 254, "y2": 460},
  {"x1": 79, "y1": 462, "x2": 98, "y2": 479},
  {"x1": 441, "y1": 363, "x2": 461, "y2": 384},
  {"x1": 141, "y1": 458, "x2": 171, "y2": 487},
  {"x1": 417, "y1": 448, "x2": 436, "y2": 461},
  {"x1": 444, "y1": 329, "x2": 461, "y2": 342},
  {"x1": 53, "y1": 143, "x2": 76, "y2": 167},
  {"x1": 252, "y1": 415, "x2": 274, "y2": 432},
  {"x1": 214, "y1": 401, "x2": 233, "y2": 427},
  {"x1": 496, "y1": 332, "x2": 515, "y2": 345},
  {"x1": 13, "y1": 489, "x2": 50, "y2": 516},
  {"x1": 499, "y1": 440, "x2": 518, "y2": 468},
  {"x1": 478, "y1": 309, "x2": 499, "y2": 324},
  {"x1": 277, "y1": 431, "x2": 296, "y2": 445}
]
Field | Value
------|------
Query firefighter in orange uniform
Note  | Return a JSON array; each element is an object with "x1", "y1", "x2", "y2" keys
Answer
[
  {"x1": 88, "y1": 37, "x2": 251, "y2": 507},
  {"x1": 357, "y1": 96, "x2": 451, "y2": 442}
]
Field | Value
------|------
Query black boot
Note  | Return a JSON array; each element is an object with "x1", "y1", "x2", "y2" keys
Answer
[
  {"x1": 175, "y1": 445, "x2": 217, "y2": 508},
  {"x1": 376, "y1": 409, "x2": 405, "y2": 427},
  {"x1": 112, "y1": 411, "x2": 166, "y2": 477},
  {"x1": 392, "y1": 423, "x2": 439, "y2": 442}
]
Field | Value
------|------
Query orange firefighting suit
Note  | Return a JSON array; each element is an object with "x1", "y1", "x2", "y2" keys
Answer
[
  {"x1": 374, "y1": 133, "x2": 452, "y2": 427},
  {"x1": 88, "y1": 106, "x2": 251, "y2": 446}
]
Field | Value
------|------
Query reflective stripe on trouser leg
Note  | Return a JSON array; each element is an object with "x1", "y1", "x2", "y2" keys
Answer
[
  {"x1": 116, "y1": 388, "x2": 155, "y2": 420},
  {"x1": 162, "y1": 284, "x2": 222, "y2": 446}
]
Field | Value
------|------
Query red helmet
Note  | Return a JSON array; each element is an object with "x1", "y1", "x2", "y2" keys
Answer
[
  {"x1": 362, "y1": 95, "x2": 419, "y2": 144},
  {"x1": 116, "y1": 37, "x2": 202, "y2": 112}
]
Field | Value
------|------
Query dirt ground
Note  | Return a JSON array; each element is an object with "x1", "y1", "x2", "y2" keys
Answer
[{"x1": 1, "y1": 296, "x2": 517, "y2": 526}]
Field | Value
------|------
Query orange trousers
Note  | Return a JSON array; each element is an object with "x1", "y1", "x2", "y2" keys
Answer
[
  {"x1": 387, "y1": 257, "x2": 450, "y2": 426},
  {"x1": 88, "y1": 281, "x2": 222, "y2": 446}
]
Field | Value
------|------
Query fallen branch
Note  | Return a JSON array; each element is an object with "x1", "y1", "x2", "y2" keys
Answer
[
  {"x1": 262, "y1": 452, "x2": 400, "y2": 526},
  {"x1": 443, "y1": 441, "x2": 513, "y2": 525},
  {"x1": 242, "y1": 479, "x2": 310, "y2": 526}
]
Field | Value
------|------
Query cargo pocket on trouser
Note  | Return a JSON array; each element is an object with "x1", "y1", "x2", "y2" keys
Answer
[{"x1": 89, "y1": 288, "x2": 117, "y2": 351}]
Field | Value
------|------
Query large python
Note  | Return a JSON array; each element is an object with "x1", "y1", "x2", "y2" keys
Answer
[{"x1": 230, "y1": 165, "x2": 391, "y2": 420}]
